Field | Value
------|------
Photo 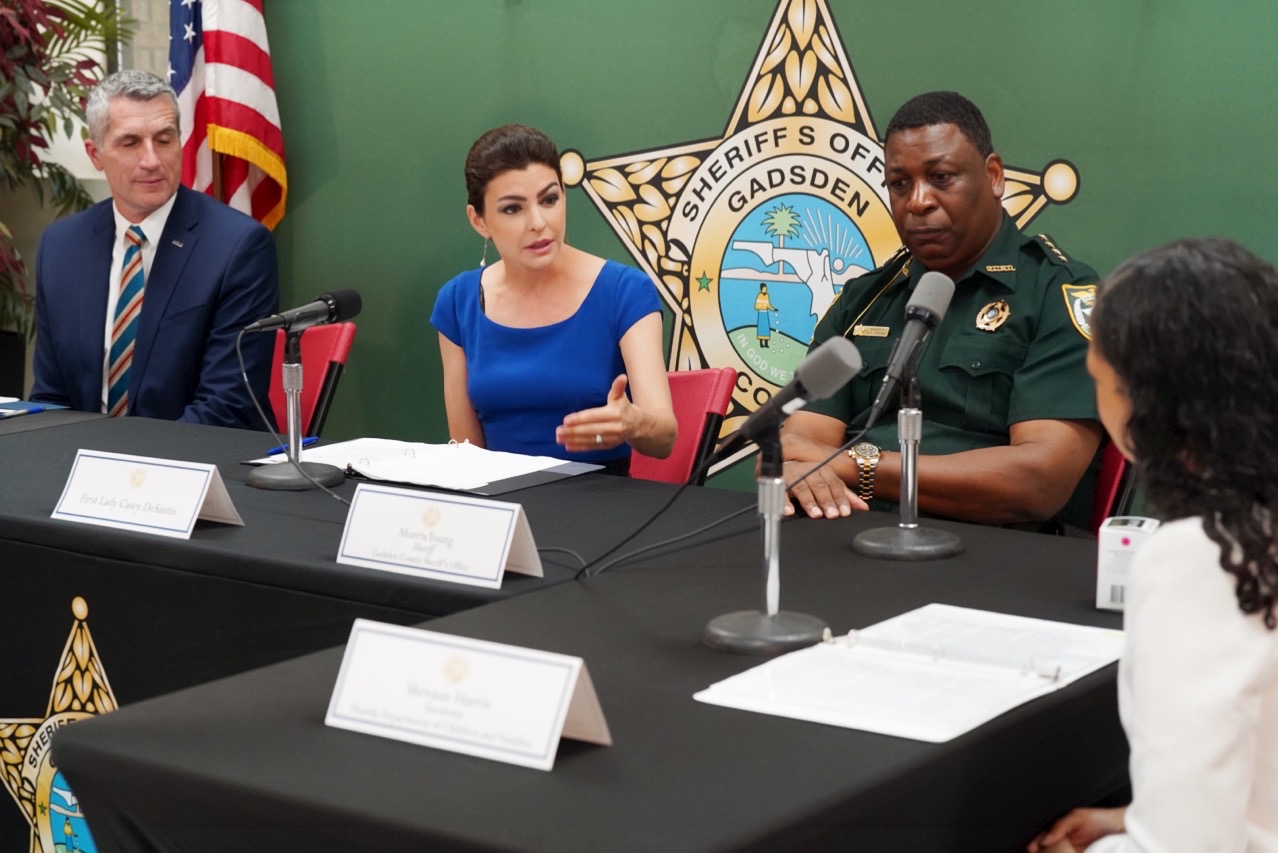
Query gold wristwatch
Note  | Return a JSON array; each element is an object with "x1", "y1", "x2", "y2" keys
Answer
[{"x1": 849, "y1": 442, "x2": 880, "y2": 501}]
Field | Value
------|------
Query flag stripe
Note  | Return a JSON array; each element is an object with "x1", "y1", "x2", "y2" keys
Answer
[
  {"x1": 204, "y1": 31, "x2": 274, "y2": 88},
  {"x1": 203, "y1": 0, "x2": 269, "y2": 46},
  {"x1": 205, "y1": 96, "x2": 284, "y2": 158},
  {"x1": 205, "y1": 63, "x2": 281, "y2": 128},
  {"x1": 170, "y1": 0, "x2": 286, "y2": 229}
]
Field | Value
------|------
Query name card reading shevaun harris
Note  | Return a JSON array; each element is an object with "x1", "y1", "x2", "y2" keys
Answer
[
  {"x1": 326, "y1": 620, "x2": 611, "y2": 771},
  {"x1": 336, "y1": 483, "x2": 542, "y2": 589},
  {"x1": 52, "y1": 449, "x2": 243, "y2": 538}
]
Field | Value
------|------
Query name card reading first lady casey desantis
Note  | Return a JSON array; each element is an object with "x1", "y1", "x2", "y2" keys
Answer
[
  {"x1": 52, "y1": 449, "x2": 243, "y2": 538},
  {"x1": 326, "y1": 620, "x2": 612, "y2": 771},
  {"x1": 337, "y1": 483, "x2": 542, "y2": 589}
]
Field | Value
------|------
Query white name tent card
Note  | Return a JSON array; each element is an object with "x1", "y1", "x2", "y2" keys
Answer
[
  {"x1": 695, "y1": 604, "x2": 1124, "y2": 743},
  {"x1": 337, "y1": 482, "x2": 542, "y2": 588},
  {"x1": 326, "y1": 620, "x2": 611, "y2": 771},
  {"x1": 52, "y1": 449, "x2": 243, "y2": 538}
]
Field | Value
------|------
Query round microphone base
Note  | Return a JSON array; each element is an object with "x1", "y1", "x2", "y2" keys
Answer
[
  {"x1": 851, "y1": 525, "x2": 964, "y2": 561},
  {"x1": 247, "y1": 460, "x2": 345, "y2": 491},
  {"x1": 703, "y1": 610, "x2": 828, "y2": 656}
]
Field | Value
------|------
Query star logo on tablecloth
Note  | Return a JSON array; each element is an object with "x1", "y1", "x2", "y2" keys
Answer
[
  {"x1": 560, "y1": 0, "x2": 1079, "y2": 456},
  {"x1": 1, "y1": 597, "x2": 117, "y2": 853}
]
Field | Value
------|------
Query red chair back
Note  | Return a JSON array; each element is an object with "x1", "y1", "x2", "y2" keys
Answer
[
  {"x1": 631, "y1": 367, "x2": 737, "y2": 485},
  {"x1": 267, "y1": 322, "x2": 357, "y2": 437},
  {"x1": 1090, "y1": 440, "x2": 1132, "y2": 534}
]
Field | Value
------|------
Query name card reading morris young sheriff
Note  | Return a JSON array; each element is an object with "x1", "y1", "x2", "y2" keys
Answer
[
  {"x1": 52, "y1": 449, "x2": 243, "y2": 538},
  {"x1": 336, "y1": 483, "x2": 542, "y2": 588},
  {"x1": 326, "y1": 620, "x2": 611, "y2": 771}
]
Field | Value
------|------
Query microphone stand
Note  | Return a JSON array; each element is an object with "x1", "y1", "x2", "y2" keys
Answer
[
  {"x1": 703, "y1": 423, "x2": 828, "y2": 655},
  {"x1": 247, "y1": 327, "x2": 345, "y2": 491},
  {"x1": 852, "y1": 378, "x2": 963, "y2": 559}
]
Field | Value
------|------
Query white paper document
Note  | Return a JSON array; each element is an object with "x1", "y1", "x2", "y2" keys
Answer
[
  {"x1": 251, "y1": 437, "x2": 572, "y2": 490},
  {"x1": 326, "y1": 620, "x2": 611, "y2": 771},
  {"x1": 694, "y1": 604, "x2": 1124, "y2": 743}
]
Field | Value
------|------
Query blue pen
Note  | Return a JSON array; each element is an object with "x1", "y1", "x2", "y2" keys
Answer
[
  {"x1": 266, "y1": 436, "x2": 319, "y2": 455},
  {"x1": 0, "y1": 405, "x2": 45, "y2": 418}
]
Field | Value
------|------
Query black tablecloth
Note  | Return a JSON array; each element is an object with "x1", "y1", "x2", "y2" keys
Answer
[
  {"x1": 53, "y1": 509, "x2": 1127, "y2": 853},
  {"x1": 0, "y1": 416, "x2": 755, "y2": 848},
  {"x1": 0, "y1": 407, "x2": 103, "y2": 435},
  {"x1": 0, "y1": 416, "x2": 756, "y2": 610},
  {"x1": 1, "y1": 415, "x2": 757, "y2": 695}
]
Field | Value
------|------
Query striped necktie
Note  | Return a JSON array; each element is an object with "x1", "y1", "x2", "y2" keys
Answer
[{"x1": 107, "y1": 225, "x2": 147, "y2": 417}]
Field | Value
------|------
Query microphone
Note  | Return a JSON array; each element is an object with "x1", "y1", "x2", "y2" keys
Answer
[
  {"x1": 711, "y1": 336, "x2": 862, "y2": 462},
  {"x1": 244, "y1": 289, "x2": 363, "y2": 332},
  {"x1": 865, "y1": 271, "x2": 954, "y2": 429}
]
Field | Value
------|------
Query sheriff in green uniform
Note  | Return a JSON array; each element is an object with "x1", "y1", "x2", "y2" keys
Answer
[{"x1": 782, "y1": 91, "x2": 1104, "y2": 526}]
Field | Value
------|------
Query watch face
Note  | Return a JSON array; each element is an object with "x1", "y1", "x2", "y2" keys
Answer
[{"x1": 852, "y1": 442, "x2": 880, "y2": 460}]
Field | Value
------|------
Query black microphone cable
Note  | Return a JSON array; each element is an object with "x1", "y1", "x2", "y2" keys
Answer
[
  {"x1": 578, "y1": 420, "x2": 872, "y2": 579},
  {"x1": 573, "y1": 480, "x2": 695, "y2": 580}
]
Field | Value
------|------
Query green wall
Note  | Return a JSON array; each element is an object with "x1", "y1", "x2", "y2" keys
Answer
[{"x1": 264, "y1": 0, "x2": 1278, "y2": 487}]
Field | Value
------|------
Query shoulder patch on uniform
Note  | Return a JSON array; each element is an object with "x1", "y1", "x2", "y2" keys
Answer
[{"x1": 1061, "y1": 283, "x2": 1097, "y2": 340}]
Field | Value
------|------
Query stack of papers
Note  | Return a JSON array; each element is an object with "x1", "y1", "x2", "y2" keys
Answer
[
  {"x1": 694, "y1": 604, "x2": 1124, "y2": 742},
  {"x1": 253, "y1": 438, "x2": 572, "y2": 490}
]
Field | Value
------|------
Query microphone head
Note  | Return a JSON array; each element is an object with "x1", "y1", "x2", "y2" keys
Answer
[
  {"x1": 321, "y1": 288, "x2": 363, "y2": 322},
  {"x1": 906, "y1": 271, "x2": 955, "y2": 327},
  {"x1": 795, "y1": 336, "x2": 863, "y2": 401}
]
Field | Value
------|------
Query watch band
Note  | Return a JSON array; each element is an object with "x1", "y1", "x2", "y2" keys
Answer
[
  {"x1": 857, "y1": 459, "x2": 876, "y2": 501},
  {"x1": 849, "y1": 443, "x2": 880, "y2": 501}
]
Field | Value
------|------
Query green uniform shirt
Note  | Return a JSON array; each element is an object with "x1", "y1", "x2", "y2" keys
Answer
[{"x1": 806, "y1": 215, "x2": 1100, "y2": 523}]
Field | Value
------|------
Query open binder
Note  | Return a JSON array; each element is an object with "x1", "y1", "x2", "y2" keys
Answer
[{"x1": 694, "y1": 603, "x2": 1124, "y2": 743}]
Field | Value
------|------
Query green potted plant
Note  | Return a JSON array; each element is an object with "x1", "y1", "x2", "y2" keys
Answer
[{"x1": 0, "y1": 0, "x2": 131, "y2": 394}]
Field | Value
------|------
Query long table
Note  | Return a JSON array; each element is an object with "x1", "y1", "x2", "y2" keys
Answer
[
  {"x1": 0, "y1": 415, "x2": 756, "y2": 848},
  {"x1": 52, "y1": 502, "x2": 1127, "y2": 852}
]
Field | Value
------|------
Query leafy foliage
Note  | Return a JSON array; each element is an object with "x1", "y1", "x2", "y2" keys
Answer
[
  {"x1": 0, "y1": 0, "x2": 132, "y2": 336},
  {"x1": 762, "y1": 203, "x2": 800, "y2": 243}
]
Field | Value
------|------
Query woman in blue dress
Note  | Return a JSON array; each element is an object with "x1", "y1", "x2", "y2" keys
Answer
[{"x1": 431, "y1": 125, "x2": 676, "y2": 472}]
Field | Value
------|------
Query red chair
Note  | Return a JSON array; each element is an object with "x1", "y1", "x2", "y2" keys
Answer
[
  {"x1": 267, "y1": 322, "x2": 357, "y2": 437},
  {"x1": 1090, "y1": 440, "x2": 1134, "y2": 534},
  {"x1": 631, "y1": 367, "x2": 737, "y2": 486}
]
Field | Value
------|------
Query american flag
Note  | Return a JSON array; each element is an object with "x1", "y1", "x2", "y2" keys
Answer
[{"x1": 169, "y1": 0, "x2": 287, "y2": 229}]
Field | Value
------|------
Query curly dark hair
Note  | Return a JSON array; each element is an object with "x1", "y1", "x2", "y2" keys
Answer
[
  {"x1": 1091, "y1": 237, "x2": 1278, "y2": 628},
  {"x1": 464, "y1": 124, "x2": 561, "y2": 214},
  {"x1": 885, "y1": 91, "x2": 993, "y2": 157}
]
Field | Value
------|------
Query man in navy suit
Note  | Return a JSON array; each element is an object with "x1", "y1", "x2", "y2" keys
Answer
[{"x1": 30, "y1": 70, "x2": 279, "y2": 429}]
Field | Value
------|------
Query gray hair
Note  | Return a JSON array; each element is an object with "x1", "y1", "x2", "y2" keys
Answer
[{"x1": 86, "y1": 70, "x2": 181, "y2": 144}]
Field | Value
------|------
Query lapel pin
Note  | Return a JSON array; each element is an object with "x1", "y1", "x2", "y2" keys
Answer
[{"x1": 171, "y1": 239, "x2": 184, "y2": 248}]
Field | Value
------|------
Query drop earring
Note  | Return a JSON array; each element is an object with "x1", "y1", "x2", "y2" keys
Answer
[{"x1": 479, "y1": 238, "x2": 490, "y2": 268}]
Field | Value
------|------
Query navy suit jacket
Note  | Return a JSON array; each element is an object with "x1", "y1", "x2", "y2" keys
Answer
[{"x1": 30, "y1": 186, "x2": 280, "y2": 429}]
